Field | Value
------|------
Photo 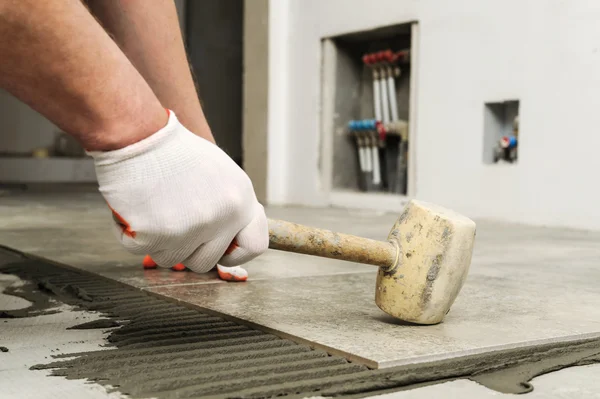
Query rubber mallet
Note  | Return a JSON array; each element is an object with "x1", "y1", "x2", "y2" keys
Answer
[{"x1": 267, "y1": 199, "x2": 476, "y2": 325}]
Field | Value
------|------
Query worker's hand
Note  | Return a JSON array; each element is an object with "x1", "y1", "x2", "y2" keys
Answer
[{"x1": 88, "y1": 110, "x2": 268, "y2": 273}]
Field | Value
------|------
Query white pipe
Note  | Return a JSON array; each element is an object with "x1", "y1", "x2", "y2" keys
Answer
[
  {"x1": 371, "y1": 137, "x2": 381, "y2": 185},
  {"x1": 363, "y1": 136, "x2": 373, "y2": 173},
  {"x1": 357, "y1": 137, "x2": 366, "y2": 172},
  {"x1": 372, "y1": 70, "x2": 382, "y2": 121},
  {"x1": 379, "y1": 67, "x2": 390, "y2": 124},
  {"x1": 387, "y1": 67, "x2": 399, "y2": 121}
]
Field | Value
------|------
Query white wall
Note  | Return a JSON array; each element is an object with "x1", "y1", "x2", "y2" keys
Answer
[{"x1": 267, "y1": 0, "x2": 600, "y2": 231}]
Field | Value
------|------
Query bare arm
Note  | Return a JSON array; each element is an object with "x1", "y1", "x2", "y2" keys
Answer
[
  {"x1": 0, "y1": 0, "x2": 166, "y2": 151},
  {"x1": 0, "y1": 0, "x2": 268, "y2": 275},
  {"x1": 85, "y1": 0, "x2": 215, "y2": 143}
]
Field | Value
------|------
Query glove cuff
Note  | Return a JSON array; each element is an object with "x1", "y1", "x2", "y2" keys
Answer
[{"x1": 87, "y1": 109, "x2": 179, "y2": 166}]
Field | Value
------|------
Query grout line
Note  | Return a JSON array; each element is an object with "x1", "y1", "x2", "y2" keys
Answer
[
  {"x1": 138, "y1": 280, "x2": 226, "y2": 289},
  {"x1": 140, "y1": 270, "x2": 376, "y2": 290}
]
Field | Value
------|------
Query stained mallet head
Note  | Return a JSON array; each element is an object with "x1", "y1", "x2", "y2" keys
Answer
[
  {"x1": 375, "y1": 200, "x2": 476, "y2": 324},
  {"x1": 267, "y1": 199, "x2": 476, "y2": 325}
]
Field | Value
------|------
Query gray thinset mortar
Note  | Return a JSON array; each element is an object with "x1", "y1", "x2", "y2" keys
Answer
[{"x1": 1, "y1": 246, "x2": 599, "y2": 398}]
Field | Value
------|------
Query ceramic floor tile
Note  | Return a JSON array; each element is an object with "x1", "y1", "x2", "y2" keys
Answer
[
  {"x1": 148, "y1": 265, "x2": 600, "y2": 368},
  {"x1": 0, "y1": 191, "x2": 373, "y2": 288},
  {"x1": 3, "y1": 190, "x2": 597, "y2": 289},
  {"x1": 4, "y1": 189, "x2": 600, "y2": 371}
]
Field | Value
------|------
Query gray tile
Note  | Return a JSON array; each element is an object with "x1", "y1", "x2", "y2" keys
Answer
[
  {"x1": 4, "y1": 189, "x2": 600, "y2": 371},
  {"x1": 0, "y1": 223, "x2": 226, "y2": 288},
  {"x1": 0, "y1": 191, "x2": 374, "y2": 288},
  {"x1": 148, "y1": 263, "x2": 600, "y2": 368}
]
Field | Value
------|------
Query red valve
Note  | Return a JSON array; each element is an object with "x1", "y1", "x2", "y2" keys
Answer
[
  {"x1": 383, "y1": 49, "x2": 394, "y2": 62},
  {"x1": 376, "y1": 122, "x2": 386, "y2": 141},
  {"x1": 364, "y1": 50, "x2": 407, "y2": 66},
  {"x1": 396, "y1": 50, "x2": 409, "y2": 63}
]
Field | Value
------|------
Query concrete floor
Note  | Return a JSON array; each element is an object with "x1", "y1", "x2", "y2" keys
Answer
[{"x1": 2, "y1": 187, "x2": 600, "y2": 397}]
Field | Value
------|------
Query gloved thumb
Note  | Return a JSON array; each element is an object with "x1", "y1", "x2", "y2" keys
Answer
[
  {"x1": 182, "y1": 236, "x2": 233, "y2": 274},
  {"x1": 219, "y1": 203, "x2": 269, "y2": 266}
]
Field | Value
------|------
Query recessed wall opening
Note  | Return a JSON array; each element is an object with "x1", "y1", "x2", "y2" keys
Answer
[
  {"x1": 483, "y1": 100, "x2": 519, "y2": 164},
  {"x1": 321, "y1": 22, "x2": 416, "y2": 202}
]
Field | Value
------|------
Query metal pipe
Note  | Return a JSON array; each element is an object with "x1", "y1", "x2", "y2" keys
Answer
[
  {"x1": 370, "y1": 133, "x2": 381, "y2": 186},
  {"x1": 386, "y1": 66, "x2": 400, "y2": 121},
  {"x1": 379, "y1": 67, "x2": 390, "y2": 124},
  {"x1": 372, "y1": 69, "x2": 382, "y2": 121}
]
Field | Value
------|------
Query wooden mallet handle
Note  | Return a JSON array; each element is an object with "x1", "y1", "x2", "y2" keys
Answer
[{"x1": 267, "y1": 219, "x2": 398, "y2": 269}]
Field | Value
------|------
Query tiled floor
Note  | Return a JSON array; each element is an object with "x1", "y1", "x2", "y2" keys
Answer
[
  {"x1": 0, "y1": 189, "x2": 374, "y2": 288},
  {"x1": 3, "y1": 250, "x2": 600, "y2": 399},
  {"x1": 148, "y1": 271, "x2": 600, "y2": 368},
  {"x1": 2, "y1": 188, "x2": 600, "y2": 371}
]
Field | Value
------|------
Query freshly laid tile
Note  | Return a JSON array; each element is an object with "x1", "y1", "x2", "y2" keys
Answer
[{"x1": 148, "y1": 266, "x2": 600, "y2": 368}]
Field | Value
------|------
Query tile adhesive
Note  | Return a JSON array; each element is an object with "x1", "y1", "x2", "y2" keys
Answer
[{"x1": 1, "y1": 247, "x2": 600, "y2": 399}]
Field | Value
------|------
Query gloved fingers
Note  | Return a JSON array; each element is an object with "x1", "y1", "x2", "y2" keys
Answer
[
  {"x1": 182, "y1": 236, "x2": 235, "y2": 274},
  {"x1": 142, "y1": 254, "x2": 158, "y2": 269},
  {"x1": 150, "y1": 246, "x2": 196, "y2": 269},
  {"x1": 218, "y1": 203, "x2": 269, "y2": 267},
  {"x1": 216, "y1": 265, "x2": 248, "y2": 282},
  {"x1": 109, "y1": 220, "x2": 145, "y2": 254},
  {"x1": 108, "y1": 207, "x2": 152, "y2": 255}
]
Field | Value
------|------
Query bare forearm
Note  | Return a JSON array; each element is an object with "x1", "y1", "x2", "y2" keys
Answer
[
  {"x1": 0, "y1": 0, "x2": 166, "y2": 150},
  {"x1": 86, "y1": 0, "x2": 214, "y2": 142}
]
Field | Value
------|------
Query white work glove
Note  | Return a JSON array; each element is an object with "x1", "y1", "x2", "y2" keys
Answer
[{"x1": 88, "y1": 110, "x2": 269, "y2": 273}]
